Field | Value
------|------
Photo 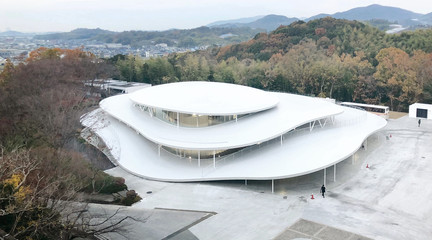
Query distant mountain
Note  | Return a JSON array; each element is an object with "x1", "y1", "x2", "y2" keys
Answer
[
  {"x1": 307, "y1": 4, "x2": 423, "y2": 24},
  {"x1": 208, "y1": 5, "x2": 430, "y2": 33},
  {"x1": 207, "y1": 16, "x2": 264, "y2": 27},
  {"x1": 209, "y1": 14, "x2": 299, "y2": 31},
  {"x1": 419, "y1": 12, "x2": 432, "y2": 24},
  {"x1": 34, "y1": 28, "x2": 115, "y2": 40},
  {"x1": 0, "y1": 31, "x2": 36, "y2": 37},
  {"x1": 29, "y1": 4, "x2": 432, "y2": 48},
  {"x1": 307, "y1": 14, "x2": 330, "y2": 21},
  {"x1": 34, "y1": 26, "x2": 263, "y2": 48},
  {"x1": 247, "y1": 15, "x2": 299, "y2": 31}
]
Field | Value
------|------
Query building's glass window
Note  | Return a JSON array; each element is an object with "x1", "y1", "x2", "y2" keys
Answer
[
  {"x1": 135, "y1": 104, "x2": 247, "y2": 128},
  {"x1": 162, "y1": 146, "x2": 245, "y2": 159}
]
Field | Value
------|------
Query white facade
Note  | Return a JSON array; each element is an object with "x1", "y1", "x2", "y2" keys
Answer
[
  {"x1": 409, "y1": 103, "x2": 432, "y2": 120},
  {"x1": 83, "y1": 81, "x2": 387, "y2": 182},
  {"x1": 84, "y1": 79, "x2": 151, "y2": 94}
]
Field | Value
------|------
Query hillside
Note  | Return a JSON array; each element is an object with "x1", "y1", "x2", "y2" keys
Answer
[
  {"x1": 207, "y1": 16, "x2": 264, "y2": 27},
  {"x1": 246, "y1": 15, "x2": 299, "y2": 31},
  {"x1": 216, "y1": 17, "x2": 385, "y2": 61},
  {"x1": 308, "y1": 4, "x2": 422, "y2": 23},
  {"x1": 34, "y1": 28, "x2": 115, "y2": 40},
  {"x1": 209, "y1": 15, "x2": 299, "y2": 32},
  {"x1": 216, "y1": 17, "x2": 432, "y2": 62},
  {"x1": 419, "y1": 12, "x2": 432, "y2": 24},
  {"x1": 34, "y1": 26, "x2": 264, "y2": 48}
]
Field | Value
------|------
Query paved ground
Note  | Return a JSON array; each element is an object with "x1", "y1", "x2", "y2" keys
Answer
[
  {"x1": 85, "y1": 204, "x2": 213, "y2": 240},
  {"x1": 102, "y1": 115, "x2": 432, "y2": 240},
  {"x1": 275, "y1": 219, "x2": 372, "y2": 240}
]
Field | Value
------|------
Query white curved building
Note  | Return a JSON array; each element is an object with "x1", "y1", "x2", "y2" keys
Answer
[{"x1": 83, "y1": 81, "x2": 386, "y2": 184}]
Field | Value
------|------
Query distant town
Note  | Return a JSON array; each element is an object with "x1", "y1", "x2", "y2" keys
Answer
[{"x1": 0, "y1": 35, "x2": 210, "y2": 66}]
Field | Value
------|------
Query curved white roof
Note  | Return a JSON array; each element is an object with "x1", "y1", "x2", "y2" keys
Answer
[
  {"x1": 129, "y1": 81, "x2": 280, "y2": 115},
  {"x1": 84, "y1": 82, "x2": 387, "y2": 182},
  {"x1": 83, "y1": 106, "x2": 387, "y2": 182},
  {"x1": 101, "y1": 92, "x2": 344, "y2": 150}
]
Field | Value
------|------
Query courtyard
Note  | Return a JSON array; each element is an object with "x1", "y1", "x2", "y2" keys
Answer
[{"x1": 99, "y1": 115, "x2": 431, "y2": 240}]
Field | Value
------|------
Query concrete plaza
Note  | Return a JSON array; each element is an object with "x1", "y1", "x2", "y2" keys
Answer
[{"x1": 103, "y1": 115, "x2": 432, "y2": 240}]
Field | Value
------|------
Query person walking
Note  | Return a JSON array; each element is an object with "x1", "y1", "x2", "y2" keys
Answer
[
  {"x1": 320, "y1": 185, "x2": 326, "y2": 198},
  {"x1": 418, "y1": 119, "x2": 421, "y2": 127}
]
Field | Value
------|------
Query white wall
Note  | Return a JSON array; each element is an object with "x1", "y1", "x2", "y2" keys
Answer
[{"x1": 409, "y1": 103, "x2": 432, "y2": 120}]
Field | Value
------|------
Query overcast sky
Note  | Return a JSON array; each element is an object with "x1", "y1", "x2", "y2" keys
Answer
[{"x1": 1, "y1": 0, "x2": 431, "y2": 32}]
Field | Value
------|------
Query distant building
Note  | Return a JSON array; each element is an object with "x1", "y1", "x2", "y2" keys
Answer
[
  {"x1": 105, "y1": 43, "x2": 124, "y2": 49},
  {"x1": 84, "y1": 79, "x2": 151, "y2": 95},
  {"x1": 409, "y1": 103, "x2": 432, "y2": 119},
  {"x1": 155, "y1": 43, "x2": 168, "y2": 48},
  {"x1": 219, "y1": 33, "x2": 237, "y2": 39}
]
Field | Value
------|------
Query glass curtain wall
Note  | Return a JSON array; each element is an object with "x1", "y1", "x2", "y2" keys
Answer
[
  {"x1": 162, "y1": 146, "x2": 245, "y2": 159},
  {"x1": 135, "y1": 104, "x2": 247, "y2": 127}
]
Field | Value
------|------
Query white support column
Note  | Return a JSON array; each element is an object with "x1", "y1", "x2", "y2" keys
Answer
[
  {"x1": 271, "y1": 179, "x2": 274, "y2": 193},
  {"x1": 177, "y1": 112, "x2": 180, "y2": 128},
  {"x1": 334, "y1": 164, "x2": 336, "y2": 182},
  {"x1": 158, "y1": 145, "x2": 161, "y2": 157},
  {"x1": 322, "y1": 118, "x2": 328, "y2": 127},
  {"x1": 364, "y1": 138, "x2": 368, "y2": 150},
  {"x1": 213, "y1": 150, "x2": 216, "y2": 168},
  {"x1": 235, "y1": 115, "x2": 238, "y2": 122},
  {"x1": 198, "y1": 151, "x2": 200, "y2": 167},
  {"x1": 280, "y1": 135, "x2": 283, "y2": 146},
  {"x1": 245, "y1": 179, "x2": 247, "y2": 186},
  {"x1": 324, "y1": 168, "x2": 327, "y2": 186},
  {"x1": 310, "y1": 121, "x2": 316, "y2": 132},
  {"x1": 318, "y1": 119, "x2": 323, "y2": 128}
]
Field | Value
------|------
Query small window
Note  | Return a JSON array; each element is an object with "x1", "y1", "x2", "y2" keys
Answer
[{"x1": 416, "y1": 108, "x2": 428, "y2": 118}]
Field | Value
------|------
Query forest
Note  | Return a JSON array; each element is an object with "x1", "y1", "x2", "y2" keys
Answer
[{"x1": 111, "y1": 18, "x2": 432, "y2": 112}]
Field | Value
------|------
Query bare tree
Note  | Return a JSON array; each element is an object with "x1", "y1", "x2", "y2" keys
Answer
[{"x1": 0, "y1": 147, "x2": 143, "y2": 239}]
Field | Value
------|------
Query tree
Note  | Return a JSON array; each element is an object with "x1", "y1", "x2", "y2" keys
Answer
[
  {"x1": 0, "y1": 59, "x2": 15, "y2": 86},
  {"x1": 374, "y1": 47, "x2": 420, "y2": 111},
  {"x1": 0, "y1": 147, "x2": 141, "y2": 239},
  {"x1": 0, "y1": 147, "x2": 87, "y2": 238},
  {"x1": 411, "y1": 50, "x2": 432, "y2": 103},
  {"x1": 115, "y1": 55, "x2": 138, "y2": 82},
  {"x1": 179, "y1": 54, "x2": 206, "y2": 81},
  {"x1": 0, "y1": 47, "x2": 113, "y2": 148}
]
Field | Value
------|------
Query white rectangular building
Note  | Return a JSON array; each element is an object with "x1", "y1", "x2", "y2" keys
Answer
[{"x1": 409, "y1": 103, "x2": 432, "y2": 119}]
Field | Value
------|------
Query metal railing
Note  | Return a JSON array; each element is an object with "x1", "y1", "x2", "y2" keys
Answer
[{"x1": 199, "y1": 111, "x2": 368, "y2": 177}]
